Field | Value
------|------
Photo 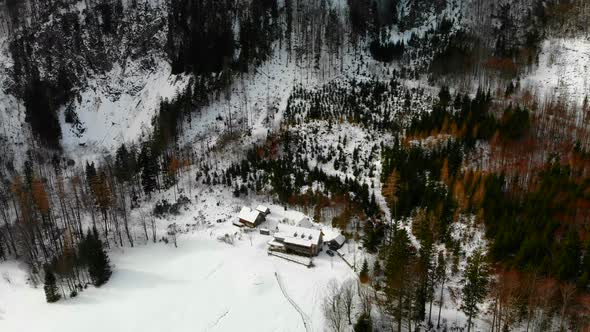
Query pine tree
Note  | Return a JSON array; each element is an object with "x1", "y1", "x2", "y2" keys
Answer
[
  {"x1": 415, "y1": 237, "x2": 433, "y2": 323},
  {"x1": 139, "y1": 142, "x2": 159, "y2": 197},
  {"x1": 373, "y1": 259, "x2": 381, "y2": 277},
  {"x1": 354, "y1": 312, "x2": 373, "y2": 332},
  {"x1": 115, "y1": 144, "x2": 135, "y2": 183},
  {"x1": 385, "y1": 226, "x2": 414, "y2": 332},
  {"x1": 435, "y1": 251, "x2": 447, "y2": 329},
  {"x1": 359, "y1": 258, "x2": 369, "y2": 283},
  {"x1": 87, "y1": 228, "x2": 112, "y2": 287},
  {"x1": 461, "y1": 250, "x2": 489, "y2": 332},
  {"x1": 44, "y1": 267, "x2": 61, "y2": 303}
]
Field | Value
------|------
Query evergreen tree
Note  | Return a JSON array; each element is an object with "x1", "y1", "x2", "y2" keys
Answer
[
  {"x1": 373, "y1": 259, "x2": 381, "y2": 277},
  {"x1": 360, "y1": 258, "x2": 370, "y2": 283},
  {"x1": 44, "y1": 267, "x2": 61, "y2": 303},
  {"x1": 354, "y1": 312, "x2": 373, "y2": 332},
  {"x1": 384, "y1": 225, "x2": 414, "y2": 332},
  {"x1": 554, "y1": 230, "x2": 582, "y2": 281},
  {"x1": 435, "y1": 250, "x2": 447, "y2": 329},
  {"x1": 115, "y1": 144, "x2": 135, "y2": 183},
  {"x1": 414, "y1": 237, "x2": 433, "y2": 323},
  {"x1": 580, "y1": 241, "x2": 590, "y2": 287},
  {"x1": 139, "y1": 142, "x2": 159, "y2": 197},
  {"x1": 461, "y1": 250, "x2": 489, "y2": 332},
  {"x1": 87, "y1": 227, "x2": 112, "y2": 287}
]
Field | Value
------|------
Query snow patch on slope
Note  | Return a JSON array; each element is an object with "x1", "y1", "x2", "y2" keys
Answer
[
  {"x1": 523, "y1": 38, "x2": 590, "y2": 107},
  {"x1": 60, "y1": 60, "x2": 190, "y2": 157},
  {"x1": 0, "y1": 36, "x2": 29, "y2": 167}
]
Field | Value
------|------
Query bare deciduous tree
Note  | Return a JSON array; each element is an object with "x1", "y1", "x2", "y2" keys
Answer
[
  {"x1": 341, "y1": 278, "x2": 356, "y2": 325},
  {"x1": 323, "y1": 279, "x2": 345, "y2": 332}
]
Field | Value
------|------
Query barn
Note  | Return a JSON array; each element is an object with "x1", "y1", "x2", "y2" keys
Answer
[{"x1": 238, "y1": 207, "x2": 264, "y2": 228}]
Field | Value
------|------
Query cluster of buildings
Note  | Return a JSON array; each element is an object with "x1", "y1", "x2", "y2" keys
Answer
[
  {"x1": 235, "y1": 205, "x2": 346, "y2": 257},
  {"x1": 236, "y1": 205, "x2": 270, "y2": 228}
]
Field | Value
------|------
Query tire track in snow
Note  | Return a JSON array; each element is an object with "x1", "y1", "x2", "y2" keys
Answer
[
  {"x1": 204, "y1": 262, "x2": 223, "y2": 280},
  {"x1": 205, "y1": 309, "x2": 229, "y2": 331},
  {"x1": 274, "y1": 272, "x2": 311, "y2": 332}
]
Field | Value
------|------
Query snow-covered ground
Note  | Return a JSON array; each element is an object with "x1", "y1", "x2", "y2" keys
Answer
[
  {"x1": 0, "y1": 35, "x2": 29, "y2": 167},
  {"x1": 523, "y1": 38, "x2": 590, "y2": 107},
  {"x1": 60, "y1": 60, "x2": 191, "y2": 159},
  {"x1": 0, "y1": 203, "x2": 355, "y2": 332}
]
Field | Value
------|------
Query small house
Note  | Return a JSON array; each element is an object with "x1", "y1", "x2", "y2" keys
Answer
[
  {"x1": 256, "y1": 205, "x2": 271, "y2": 216},
  {"x1": 327, "y1": 234, "x2": 346, "y2": 250},
  {"x1": 260, "y1": 228, "x2": 270, "y2": 235},
  {"x1": 238, "y1": 206, "x2": 264, "y2": 228}
]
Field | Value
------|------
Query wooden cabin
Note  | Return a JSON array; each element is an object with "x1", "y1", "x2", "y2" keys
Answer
[{"x1": 238, "y1": 207, "x2": 264, "y2": 228}]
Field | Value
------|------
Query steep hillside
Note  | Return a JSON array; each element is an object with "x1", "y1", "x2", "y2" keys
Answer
[{"x1": 1, "y1": 0, "x2": 590, "y2": 331}]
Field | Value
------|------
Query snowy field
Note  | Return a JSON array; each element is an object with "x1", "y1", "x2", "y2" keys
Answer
[{"x1": 0, "y1": 205, "x2": 356, "y2": 332}]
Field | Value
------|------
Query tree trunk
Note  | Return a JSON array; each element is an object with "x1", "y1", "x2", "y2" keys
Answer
[
  {"x1": 428, "y1": 294, "x2": 433, "y2": 326},
  {"x1": 398, "y1": 288, "x2": 403, "y2": 332},
  {"x1": 119, "y1": 185, "x2": 133, "y2": 247},
  {"x1": 437, "y1": 280, "x2": 444, "y2": 329}
]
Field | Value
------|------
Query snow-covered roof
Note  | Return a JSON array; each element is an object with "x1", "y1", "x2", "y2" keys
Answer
[
  {"x1": 268, "y1": 239, "x2": 285, "y2": 248},
  {"x1": 275, "y1": 224, "x2": 322, "y2": 247},
  {"x1": 256, "y1": 205, "x2": 270, "y2": 213},
  {"x1": 238, "y1": 207, "x2": 260, "y2": 223},
  {"x1": 331, "y1": 234, "x2": 346, "y2": 246},
  {"x1": 295, "y1": 216, "x2": 313, "y2": 228},
  {"x1": 284, "y1": 237, "x2": 314, "y2": 247}
]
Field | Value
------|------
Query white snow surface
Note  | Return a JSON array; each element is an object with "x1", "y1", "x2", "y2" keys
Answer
[
  {"x1": 60, "y1": 60, "x2": 191, "y2": 157},
  {"x1": 523, "y1": 38, "x2": 590, "y2": 107},
  {"x1": 0, "y1": 205, "x2": 355, "y2": 332}
]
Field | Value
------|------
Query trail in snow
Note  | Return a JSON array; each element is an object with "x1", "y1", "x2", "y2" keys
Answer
[
  {"x1": 205, "y1": 309, "x2": 230, "y2": 331},
  {"x1": 203, "y1": 262, "x2": 224, "y2": 280},
  {"x1": 274, "y1": 272, "x2": 311, "y2": 332}
]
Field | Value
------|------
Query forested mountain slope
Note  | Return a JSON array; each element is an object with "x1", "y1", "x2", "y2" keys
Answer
[{"x1": 0, "y1": 0, "x2": 590, "y2": 331}]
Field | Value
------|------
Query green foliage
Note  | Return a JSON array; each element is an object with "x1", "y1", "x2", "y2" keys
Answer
[
  {"x1": 481, "y1": 161, "x2": 589, "y2": 282},
  {"x1": 43, "y1": 267, "x2": 61, "y2": 303},
  {"x1": 359, "y1": 258, "x2": 369, "y2": 283},
  {"x1": 363, "y1": 220, "x2": 385, "y2": 253},
  {"x1": 81, "y1": 228, "x2": 112, "y2": 287},
  {"x1": 408, "y1": 87, "x2": 494, "y2": 147},
  {"x1": 461, "y1": 250, "x2": 489, "y2": 330},
  {"x1": 381, "y1": 138, "x2": 458, "y2": 240},
  {"x1": 369, "y1": 40, "x2": 404, "y2": 62},
  {"x1": 139, "y1": 142, "x2": 160, "y2": 197},
  {"x1": 114, "y1": 144, "x2": 137, "y2": 184},
  {"x1": 227, "y1": 134, "x2": 381, "y2": 219},
  {"x1": 500, "y1": 105, "x2": 530, "y2": 141},
  {"x1": 167, "y1": 0, "x2": 235, "y2": 74},
  {"x1": 383, "y1": 225, "x2": 414, "y2": 328},
  {"x1": 354, "y1": 312, "x2": 373, "y2": 332},
  {"x1": 414, "y1": 235, "x2": 434, "y2": 322}
]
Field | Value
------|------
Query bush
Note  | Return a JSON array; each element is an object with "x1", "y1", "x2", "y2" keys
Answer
[{"x1": 354, "y1": 313, "x2": 373, "y2": 332}]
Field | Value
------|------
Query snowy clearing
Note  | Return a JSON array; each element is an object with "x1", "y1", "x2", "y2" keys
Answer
[{"x1": 0, "y1": 205, "x2": 355, "y2": 332}]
